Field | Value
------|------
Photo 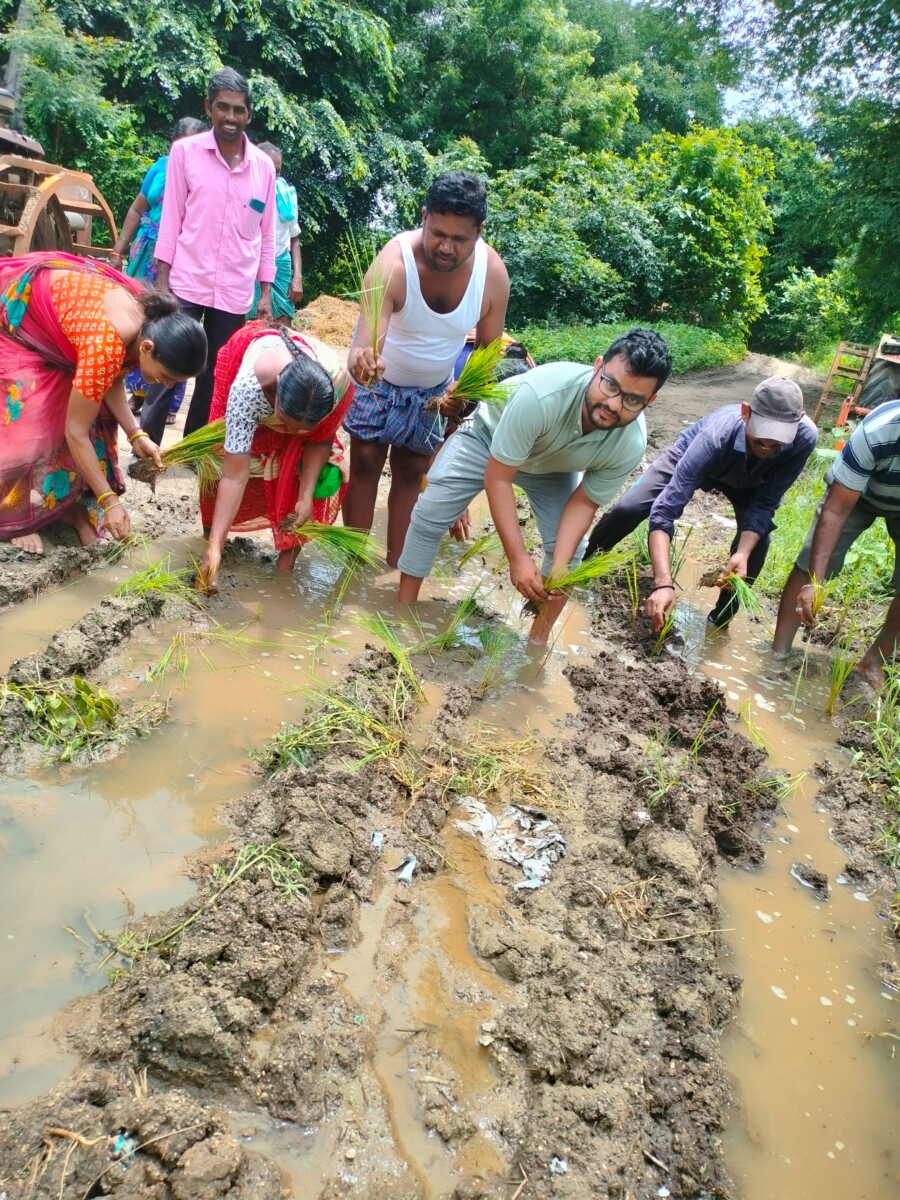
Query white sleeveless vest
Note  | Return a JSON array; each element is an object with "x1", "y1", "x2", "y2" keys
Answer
[{"x1": 380, "y1": 230, "x2": 488, "y2": 389}]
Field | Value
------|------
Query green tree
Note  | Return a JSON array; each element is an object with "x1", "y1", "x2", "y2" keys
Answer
[
  {"x1": 386, "y1": 0, "x2": 639, "y2": 166},
  {"x1": 631, "y1": 125, "x2": 773, "y2": 334}
]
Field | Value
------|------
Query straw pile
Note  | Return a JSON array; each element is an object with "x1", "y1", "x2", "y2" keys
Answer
[{"x1": 296, "y1": 295, "x2": 360, "y2": 349}]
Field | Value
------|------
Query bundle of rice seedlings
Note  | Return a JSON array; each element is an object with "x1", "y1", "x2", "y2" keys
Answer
[
  {"x1": 128, "y1": 419, "x2": 226, "y2": 491},
  {"x1": 523, "y1": 547, "x2": 633, "y2": 616},
  {"x1": 718, "y1": 572, "x2": 765, "y2": 618},
  {"x1": 356, "y1": 611, "x2": 426, "y2": 696},
  {"x1": 426, "y1": 339, "x2": 508, "y2": 413},
  {"x1": 279, "y1": 520, "x2": 381, "y2": 571},
  {"x1": 344, "y1": 231, "x2": 391, "y2": 368},
  {"x1": 113, "y1": 558, "x2": 199, "y2": 606},
  {"x1": 458, "y1": 529, "x2": 503, "y2": 569},
  {"x1": 473, "y1": 625, "x2": 521, "y2": 695}
]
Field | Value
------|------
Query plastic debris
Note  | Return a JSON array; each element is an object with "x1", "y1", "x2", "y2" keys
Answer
[
  {"x1": 391, "y1": 854, "x2": 417, "y2": 885},
  {"x1": 110, "y1": 1131, "x2": 137, "y2": 1168},
  {"x1": 456, "y1": 798, "x2": 566, "y2": 890},
  {"x1": 549, "y1": 1156, "x2": 568, "y2": 1175},
  {"x1": 370, "y1": 831, "x2": 385, "y2": 853}
]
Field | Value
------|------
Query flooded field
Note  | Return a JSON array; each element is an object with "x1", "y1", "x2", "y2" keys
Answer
[{"x1": 0, "y1": 356, "x2": 897, "y2": 1199}]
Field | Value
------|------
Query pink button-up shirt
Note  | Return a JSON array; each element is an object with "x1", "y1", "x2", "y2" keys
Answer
[{"x1": 155, "y1": 130, "x2": 276, "y2": 315}]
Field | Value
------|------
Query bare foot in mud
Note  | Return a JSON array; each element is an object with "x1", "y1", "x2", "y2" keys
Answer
[
  {"x1": 853, "y1": 660, "x2": 884, "y2": 693},
  {"x1": 10, "y1": 531, "x2": 43, "y2": 554},
  {"x1": 276, "y1": 547, "x2": 301, "y2": 573},
  {"x1": 62, "y1": 504, "x2": 104, "y2": 547}
]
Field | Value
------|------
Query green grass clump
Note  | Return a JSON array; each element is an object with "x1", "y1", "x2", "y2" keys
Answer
[{"x1": 512, "y1": 321, "x2": 744, "y2": 375}]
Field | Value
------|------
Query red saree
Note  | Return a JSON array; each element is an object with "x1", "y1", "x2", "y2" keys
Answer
[
  {"x1": 0, "y1": 252, "x2": 141, "y2": 539},
  {"x1": 199, "y1": 323, "x2": 354, "y2": 551}
]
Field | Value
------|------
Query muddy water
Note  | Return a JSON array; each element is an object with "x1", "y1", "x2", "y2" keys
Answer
[
  {"x1": 674, "y1": 575, "x2": 899, "y2": 1200},
  {"x1": 0, "y1": 538, "x2": 584, "y2": 1189}
]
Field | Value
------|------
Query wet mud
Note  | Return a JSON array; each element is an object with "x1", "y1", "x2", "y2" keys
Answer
[{"x1": 2, "y1": 352, "x2": 897, "y2": 1200}]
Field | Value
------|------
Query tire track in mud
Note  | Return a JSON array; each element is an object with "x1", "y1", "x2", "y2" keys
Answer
[{"x1": 0, "y1": 575, "x2": 784, "y2": 1199}]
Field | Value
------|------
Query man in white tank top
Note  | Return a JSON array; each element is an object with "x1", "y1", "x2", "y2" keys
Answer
[{"x1": 342, "y1": 172, "x2": 510, "y2": 567}]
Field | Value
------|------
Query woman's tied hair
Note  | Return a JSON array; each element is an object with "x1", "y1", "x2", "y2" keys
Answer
[{"x1": 275, "y1": 329, "x2": 335, "y2": 426}]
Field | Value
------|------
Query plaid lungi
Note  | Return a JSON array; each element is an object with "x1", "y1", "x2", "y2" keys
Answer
[{"x1": 343, "y1": 377, "x2": 448, "y2": 456}]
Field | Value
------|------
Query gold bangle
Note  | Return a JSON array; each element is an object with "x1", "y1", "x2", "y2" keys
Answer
[
  {"x1": 128, "y1": 428, "x2": 147, "y2": 443},
  {"x1": 103, "y1": 501, "x2": 123, "y2": 516},
  {"x1": 96, "y1": 489, "x2": 115, "y2": 504}
]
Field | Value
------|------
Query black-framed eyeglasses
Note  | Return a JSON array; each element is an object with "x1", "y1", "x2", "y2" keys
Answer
[{"x1": 597, "y1": 368, "x2": 652, "y2": 412}]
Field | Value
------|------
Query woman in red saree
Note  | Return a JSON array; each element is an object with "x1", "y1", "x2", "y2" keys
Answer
[
  {"x1": 0, "y1": 251, "x2": 206, "y2": 553},
  {"x1": 198, "y1": 323, "x2": 353, "y2": 591}
]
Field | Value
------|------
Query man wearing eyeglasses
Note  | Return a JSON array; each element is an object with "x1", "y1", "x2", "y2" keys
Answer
[
  {"x1": 397, "y1": 327, "x2": 672, "y2": 641},
  {"x1": 584, "y1": 376, "x2": 818, "y2": 632}
]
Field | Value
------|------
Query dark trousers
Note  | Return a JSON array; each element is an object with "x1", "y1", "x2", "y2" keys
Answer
[
  {"x1": 140, "y1": 300, "x2": 245, "y2": 445},
  {"x1": 584, "y1": 444, "x2": 772, "y2": 626}
]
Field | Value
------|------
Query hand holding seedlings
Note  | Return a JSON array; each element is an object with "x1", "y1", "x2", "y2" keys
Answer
[{"x1": 645, "y1": 583, "x2": 676, "y2": 631}]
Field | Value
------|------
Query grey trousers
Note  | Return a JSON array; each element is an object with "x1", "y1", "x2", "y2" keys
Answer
[{"x1": 397, "y1": 428, "x2": 587, "y2": 579}]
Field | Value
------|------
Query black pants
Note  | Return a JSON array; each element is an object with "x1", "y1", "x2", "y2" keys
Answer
[
  {"x1": 140, "y1": 300, "x2": 245, "y2": 445},
  {"x1": 584, "y1": 445, "x2": 772, "y2": 626}
]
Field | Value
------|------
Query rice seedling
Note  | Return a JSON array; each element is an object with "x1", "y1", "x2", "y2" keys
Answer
[
  {"x1": 343, "y1": 231, "x2": 391, "y2": 366},
  {"x1": 103, "y1": 532, "x2": 150, "y2": 564},
  {"x1": 0, "y1": 676, "x2": 166, "y2": 763},
  {"x1": 254, "y1": 686, "x2": 408, "y2": 775},
  {"x1": 738, "y1": 698, "x2": 771, "y2": 752},
  {"x1": 688, "y1": 700, "x2": 721, "y2": 760},
  {"x1": 472, "y1": 625, "x2": 521, "y2": 695},
  {"x1": 438, "y1": 726, "x2": 570, "y2": 809},
  {"x1": 278, "y1": 521, "x2": 381, "y2": 571},
  {"x1": 640, "y1": 729, "x2": 684, "y2": 805},
  {"x1": 420, "y1": 589, "x2": 481, "y2": 654},
  {"x1": 718, "y1": 572, "x2": 765, "y2": 619},
  {"x1": 458, "y1": 529, "x2": 504, "y2": 569},
  {"x1": 741, "y1": 771, "x2": 807, "y2": 805},
  {"x1": 624, "y1": 552, "x2": 641, "y2": 627},
  {"x1": 91, "y1": 841, "x2": 308, "y2": 973},
  {"x1": 113, "y1": 557, "x2": 199, "y2": 606},
  {"x1": 669, "y1": 525, "x2": 693, "y2": 586},
  {"x1": 524, "y1": 547, "x2": 633, "y2": 618},
  {"x1": 425, "y1": 338, "x2": 508, "y2": 412},
  {"x1": 148, "y1": 618, "x2": 283, "y2": 686},
  {"x1": 827, "y1": 637, "x2": 859, "y2": 716},
  {"x1": 652, "y1": 606, "x2": 677, "y2": 655},
  {"x1": 128, "y1": 419, "x2": 226, "y2": 491},
  {"x1": 356, "y1": 611, "x2": 426, "y2": 696}
]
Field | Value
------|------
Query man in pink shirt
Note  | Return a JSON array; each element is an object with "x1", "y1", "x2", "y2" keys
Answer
[{"x1": 139, "y1": 67, "x2": 276, "y2": 443}]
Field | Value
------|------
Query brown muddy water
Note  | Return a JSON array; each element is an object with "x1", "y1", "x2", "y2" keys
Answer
[{"x1": 0, "y1": 541, "x2": 897, "y2": 1198}]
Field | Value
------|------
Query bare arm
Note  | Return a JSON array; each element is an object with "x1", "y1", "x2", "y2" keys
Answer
[
  {"x1": 294, "y1": 440, "x2": 332, "y2": 527},
  {"x1": 109, "y1": 194, "x2": 150, "y2": 267},
  {"x1": 798, "y1": 481, "x2": 859, "y2": 624},
  {"x1": 472, "y1": 248, "x2": 510, "y2": 347},
  {"x1": 484, "y1": 456, "x2": 548, "y2": 602},
  {"x1": 289, "y1": 236, "x2": 303, "y2": 303},
  {"x1": 725, "y1": 529, "x2": 761, "y2": 579},
  {"x1": 645, "y1": 528, "x2": 675, "y2": 631},
  {"x1": 103, "y1": 377, "x2": 162, "y2": 469},
  {"x1": 546, "y1": 484, "x2": 598, "y2": 580},
  {"x1": 198, "y1": 451, "x2": 251, "y2": 591},
  {"x1": 65, "y1": 390, "x2": 130, "y2": 539}
]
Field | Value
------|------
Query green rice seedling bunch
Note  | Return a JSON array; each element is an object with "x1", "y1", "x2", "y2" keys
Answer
[
  {"x1": 426, "y1": 338, "x2": 508, "y2": 412},
  {"x1": 545, "y1": 546, "x2": 633, "y2": 594},
  {"x1": 279, "y1": 520, "x2": 381, "y2": 572},
  {"x1": 458, "y1": 529, "x2": 504, "y2": 570},
  {"x1": 473, "y1": 625, "x2": 521, "y2": 695},
  {"x1": 719, "y1": 572, "x2": 765, "y2": 619},
  {"x1": 113, "y1": 557, "x2": 199, "y2": 606},
  {"x1": 669, "y1": 525, "x2": 693, "y2": 586},
  {"x1": 421, "y1": 590, "x2": 481, "y2": 653},
  {"x1": 738, "y1": 699, "x2": 770, "y2": 753},
  {"x1": 356, "y1": 612, "x2": 426, "y2": 696},
  {"x1": 128, "y1": 419, "x2": 226, "y2": 491},
  {"x1": 343, "y1": 231, "x2": 392, "y2": 366},
  {"x1": 652, "y1": 606, "x2": 677, "y2": 655}
]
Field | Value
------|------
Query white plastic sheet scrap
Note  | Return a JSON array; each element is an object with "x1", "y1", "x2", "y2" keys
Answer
[{"x1": 456, "y1": 798, "x2": 566, "y2": 890}]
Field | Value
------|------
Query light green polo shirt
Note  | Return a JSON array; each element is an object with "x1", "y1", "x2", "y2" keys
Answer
[{"x1": 471, "y1": 362, "x2": 647, "y2": 506}]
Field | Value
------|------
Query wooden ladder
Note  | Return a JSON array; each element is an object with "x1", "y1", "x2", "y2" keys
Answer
[{"x1": 813, "y1": 341, "x2": 875, "y2": 427}]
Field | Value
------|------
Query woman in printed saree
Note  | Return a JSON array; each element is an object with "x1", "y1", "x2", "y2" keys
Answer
[
  {"x1": 0, "y1": 252, "x2": 207, "y2": 554},
  {"x1": 198, "y1": 323, "x2": 353, "y2": 592},
  {"x1": 109, "y1": 117, "x2": 207, "y2": 425}
]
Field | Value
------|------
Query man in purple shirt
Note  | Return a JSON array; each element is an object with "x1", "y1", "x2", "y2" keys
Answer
[
  {"x1": 585, "y1": 377, "x2": 818, "y2": 630},
  {"x1": 139, "y1": 68, "x2": 276, "y2": 443}
]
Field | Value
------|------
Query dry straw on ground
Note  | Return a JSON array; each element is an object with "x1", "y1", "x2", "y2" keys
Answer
[{"x1": 295, "y1": 295, "x2": 360, "y2": 349}]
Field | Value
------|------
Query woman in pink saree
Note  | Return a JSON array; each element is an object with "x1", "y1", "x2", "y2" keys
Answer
[{"x1": 0, "y1": 252, "x2": 206, "y2": 553}]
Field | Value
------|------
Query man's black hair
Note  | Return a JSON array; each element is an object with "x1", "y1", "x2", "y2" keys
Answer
[
  {"x1": 424, "y1": 171, "x2": 488, "y2": 225},
  {"x1": 603, "y1": 327, "x2": 672, "y2": 392},
  {"x1": 207, "y1": 68, "x2": 251, "y2": 109}
]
